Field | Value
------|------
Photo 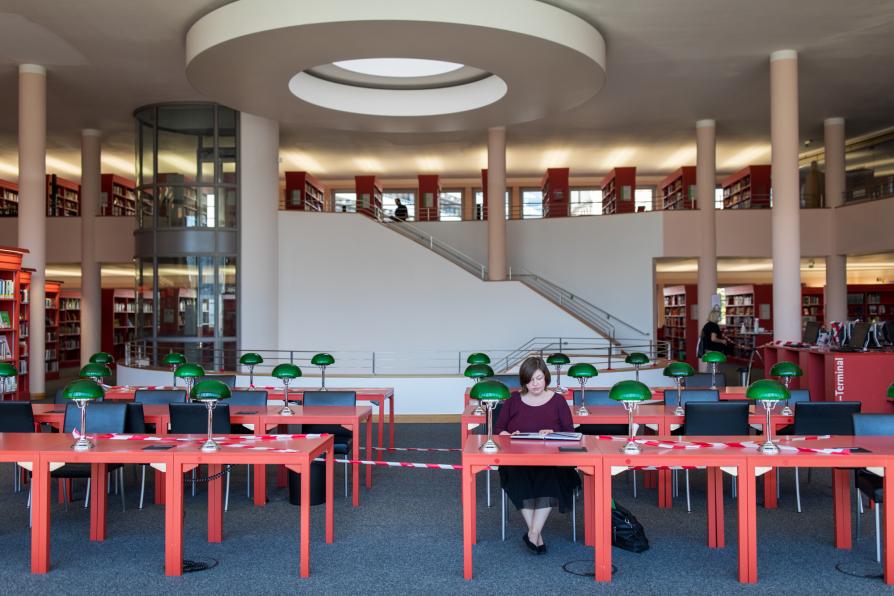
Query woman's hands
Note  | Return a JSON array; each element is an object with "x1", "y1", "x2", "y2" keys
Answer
[{"x1": 538, "y1": 429, "x2": 554, "y2": 436}]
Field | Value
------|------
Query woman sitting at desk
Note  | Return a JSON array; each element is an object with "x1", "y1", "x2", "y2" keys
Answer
[
  {"x1": 495, "y1": 356, "x2": 580, "y2": 554},
  {"x1": 700, "y1": 306, "x2": 733, "y2": 356}
]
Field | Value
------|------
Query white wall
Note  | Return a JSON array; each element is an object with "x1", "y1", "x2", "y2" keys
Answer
[
  {"x1": 0, "y1": 216, "x2": 134, "y2": 263},
  {"x1": 276, "y1": 211, "x2": 596, "y2": 352}
]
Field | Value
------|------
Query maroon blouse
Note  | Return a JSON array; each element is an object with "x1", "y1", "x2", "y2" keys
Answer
[{"x1": 493, "y1": 392, "x2": 573, "y2": 434}]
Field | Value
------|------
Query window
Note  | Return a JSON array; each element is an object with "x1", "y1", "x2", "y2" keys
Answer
[
  {"x1": 473, "y1": 190, "x2": 510, "y2": 220},
  {"x1": 521, "y1": 188, "x2": 543, "y2": 219},
  {"x1": 439, "y1": 190, "x2": 462, "y2": 221},
  {"x1": 383, "y1": 190, "x2": 415, "y2": 220},
  {"x1": 715, "y1": 187, "x2": 724, "y2": 210},
  {"x1": 570, "y1": 188, "x2": 602, "y2": 216},
  {"x1": 332, "y1": 191, "x2": 356, "y2": 213},
  {"x1": 635, "y1": 187, "x2": 656, "y2": 212}
]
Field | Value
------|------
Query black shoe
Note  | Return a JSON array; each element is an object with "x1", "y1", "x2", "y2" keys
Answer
[
  {"x1": 537, "y1": 542, "x2": 547, "y2": 555},
  {"x1": 522, "y1": 533, "x2": 538, "y2": 553}
]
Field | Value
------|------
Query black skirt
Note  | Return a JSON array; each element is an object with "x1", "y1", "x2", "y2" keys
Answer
[{"x1": 499, "y1": 466, "x2": 581, "y2": 512}]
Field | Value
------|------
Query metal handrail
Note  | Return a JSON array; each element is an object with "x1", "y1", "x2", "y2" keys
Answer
[{"x1": 383, "y1": 220, "x2": 487, "y2": 279}]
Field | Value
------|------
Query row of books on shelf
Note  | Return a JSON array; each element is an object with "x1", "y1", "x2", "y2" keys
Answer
[
  {"x1": 852, "y1": 304, "x2": 890, "y2": 315},
  {"x1": 18, "y1": 359, "x2": 27, "y2": 375},
  {"x1": 728, "y1": 296, "x2": 754, "y2": 306},
  {"x1": 0, "y1": 279, "x2": 14, "y2": 299},
  {"x1": 60, "y1": 325, "x2": 80, "y2": 335},
  {"x1": 0, "y1": 336, "x2": 11, "y2": 359},
  {"x1": 114, "y1": 303, "x2": 137, "y2": 313},
  {"x1": 60, "y1": 339, "x2": 79, "y2": 351},
  {"x1": 802, "y1": 295, "x2": 821, "y2": 305},
  {"x1": 46, "y1": 361, "x2": 58, "y2": 373},
  {"x1": 803, "y1": 306, "x2": 822, "y2": 316},
  {"x1": 20, "y1": 288, "x2": 28, "y2": 303},
  {"x1": 19, "y1": 322, "x2": 28, "y2": 338},
  {"x1": 0, "y1": 311, "x2": 11, "y2": 329},
  {"x1": 45, "y1": 332, "x2": 57, "y2": 342},
  {"x1": 45, "y1": 349, "x2": 56, "y2": 360},
  {"x1": 44, "y1": 298, "x2": 56, "y2": 308},
  {"x1": 60, "y1": 298, "x2": 80, "y2": 310},
  {"x1": 663, "y1": 296, "x2": 686, "y2": 306},
  {"x1": 114, "y1": 317, "x2": 136, "y2": 328}
]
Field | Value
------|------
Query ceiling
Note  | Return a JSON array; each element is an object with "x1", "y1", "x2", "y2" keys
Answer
[{"x1": 1, "y1": 0, "x2": 893, "y2": 180}]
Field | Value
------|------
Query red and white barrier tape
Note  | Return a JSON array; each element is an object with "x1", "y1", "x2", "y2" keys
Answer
[
  {"x1": 364, "y1": 446, "x2": 461, "y2": 453},
  {"x1": 72, "y1": 430, "x2": 328, "y2": 443},
  {"x1": 634, "y1": 435, "x2": 849, "y2": 454}
]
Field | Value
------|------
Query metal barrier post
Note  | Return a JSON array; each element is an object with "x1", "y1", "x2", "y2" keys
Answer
[
  {"x1": 372, "y1": 352, "x2": 376, "y2": 374},
  {"x1": 607, "y1": 343, "x2": 613, "y2": 370}
]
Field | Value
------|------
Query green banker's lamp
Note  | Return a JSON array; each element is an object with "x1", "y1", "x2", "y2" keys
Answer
[
  {"x1": 746, "y1": 379, "x2": 790, "y2": 455},
  {"x1": 664, "y1": 361, "x2": 695, "y2": 415},
  {"x1": 239, "y1": 352, "x2": 264, "y2": 388},
  {"x1": 770, "y1": 361, "x2": 803, "y2": 416},
  {"x1": 174, "y1": 363, "x2": 205, "y2": 395},
  {"x1": 701, "y1": 351, "x2": 727, "y2": 390},
  {"x1": 311, "y1": 353, "x2": 335, "y2": 391},
  {"x1": 466, "y1": 352, "x2": 491, "y2": 365},
  {"x1": 163, "y1": 352, "x2": 187, "y2": 387},
  {"x1": 0, "y1": 362, "x2": 17, "y2": 396},
  {"x1": 464, "y1": 363, "x2": 494, "y2": 415},
  {"x1": 89, "y1": 352, "x2": 114, "y2": 366},
  {"x1": 625, "y1": 352, "x2": 649, "y2": 382},
  {"x1": 469, "y1": 380, "x2": 510, "y2": 453},
  {"x1": 62, "y1": 379, "x2": 105, "y2": 451},
  {"x1": 888, "y1": 382, "x2": 894, "y2": 402},
  {"x1": 547, "y1": 353, "x2": 571, "y2": 393},
  {"x1": 610, "y1": 380, "x2": 651, "y2": 455},
  {"x1": 272, "y1": 363, "x2": 301, "y2": 416},
  {"x1": 190, "y1": 379, "x2": 231, "y2": 452},
  {"x1": 568, "y1": 362, "x2": 598, "y2": 416},
  {"x1": 79, "y1": 363, "x2": 112, "y2": 386}
]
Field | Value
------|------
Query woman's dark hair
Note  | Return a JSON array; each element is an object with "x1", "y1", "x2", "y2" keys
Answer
[{"x1": 518, "y1": 356, "x2": 551, "y2": 394}]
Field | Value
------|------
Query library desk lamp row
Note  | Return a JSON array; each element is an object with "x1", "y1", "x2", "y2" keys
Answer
[
  {"x1": 0, "y1": 362, "x2": 16, "y2": 393},
  {"x1": 663, "y1": 361, "x2": 695, "y2": 415},
  {"x1": 464, "y1": 361, "x2": 495, "y2": 415},
  {"x1": 79, "y1": 363, "x2": 112, "y2": 385},
  {"x1": 746, "y1": 379, "x2": 790, "y2": 455},
  {"x1": 272, "y1": 363, "x2": 301, "y2": 416},
  {"x1": 163, "y1": 352, "x2": 187, "y2": 386},
  {"x1": 470, "y1": 380, "x2": 510, "y2": 453},
  {"x1": 770, "y1": 361, "x2": 803, "y2": 416},
  {"x1": 568, "y1": 362, "x2": 598, "y2": 415},
  {"x1": 239, "y1": 352, "x2": 264, "y2": 387},
  {"x1": 546, "y1": 353, "x2": 570, "y2": 392},
  {"x1": 701, "y1": 351, "x2": 727, "y2": 389},
  {"x1": 625, "y1": 352, "x2": 650, "y2": 382}
]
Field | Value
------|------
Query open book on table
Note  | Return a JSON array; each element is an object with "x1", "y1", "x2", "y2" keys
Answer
[{"x1": 510, "y1": 431, "x2": 583, "y2": 441}]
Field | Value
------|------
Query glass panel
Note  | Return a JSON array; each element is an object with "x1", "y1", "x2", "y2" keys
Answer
[
  {"x1": 139, "y1": 122, "x2": 154, "y2": 187},
  {"x1": 198, "y1": 256, "x2": 216, "y2": 338},
  {"x1": 473, "y1": 190, "x2": 510, "y2": 220},
  {"x1": 220, "y1": 187, "x2": 237, "y2": 229},
  {"x1": 635, "y1": 187, "x2": 655, "y2": 212},
  {"x1": 383, "y1": 190, "x2": 415, "y2": 220},
  {"x1": 157, "y1": 129, "x2": 199, "y2": 180},
  {"x1": 714, "y1": 187, "x2": 724, "y2": 210},
  {"x1": 222, "y1": 340, "x2": 237, "y2": 373},
  {"x1": 138, "y1": 189, "x2": 154, "y2": 229},
  {"x1": 521, "y1": 189, "x2": 543, "y2": 219},
  {"x1": 136, "y1": 259, "x2": 154, "y2": 339},
  {"x1": 157, "y1": 185, "x2": 198, "y2": 228},
  {"x1": 439, "y1": 190, "x2": 462, "y2": 221},
  {"x1": 221, "y1": 256, "x2": 237, "y2": 338},
  {"x1": 157, "y1": 257, "x2": 200, "y2": 337},
  {"x1": 333, "y1": 191, "x2": 356, "y2": 212},
  {"x1": 845, "y1": 136, "x2": 894, "y2": 203},
  {"x1": 570, "y1": 188, "x2": 602, "y2": 216}
]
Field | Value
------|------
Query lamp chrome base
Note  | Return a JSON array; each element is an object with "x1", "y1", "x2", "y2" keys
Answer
[
  {"x1": 319, "y1": 386, "x2": 328, "y2": 391},
  {"x1": 781, "y1": 406, "x2": 793, "y2": 416},
  {"x1": 555, "y1": 385, "x2": 566, "y2": 394},
  {"x1": 278, "y1": 405, "x2": 295, "y2": 416},
  {"x1": 577, "y1": 405, "x2": 589, "y2": 416},
  {"x1": 201, "y1": 438, "x2": 220, "y2": 452},
  {"x1": 674, "y1": 406, "x2": 685, "y2": 416},
  {"x1": 759, "y1": 440, "x2": 780, "y2": 455},
  {"x1": 72, "y1": 437, "x2": 94, "y2": 451},
  {"x1": 480, "y1": 439, "x2": 499, "y2": 453},
  {"x1": 621, "y1": 441, "x2": 641, "y2": 455},
  {"x1": 472, "y1": 405, "x2": 485, "y2": 416}
]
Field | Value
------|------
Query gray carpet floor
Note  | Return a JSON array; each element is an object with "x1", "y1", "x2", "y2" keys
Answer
[{"x1": 0, "y1": 422, "x2": 890, "y2": 594}]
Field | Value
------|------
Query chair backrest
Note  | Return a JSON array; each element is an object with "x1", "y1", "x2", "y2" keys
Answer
[
  {"x1": 169, "y1": 403, "x2": 231, "y2": 434},
  {"x1": 788, "y1": 389, "x2": 811, "y2": 405},
  {"x1": 684, "y1": 373, "x2": 725, "y2": 388},
  {"x1": 134, "y1": 389, "x2": 188, "y2": 404},
  {"x1": 793, "y1": 401, "x2": 861, "y2": 435},
  {"x1": 683, "y1": 402, "x2": 750, "y2": 436},
  {"x1": 62, "y1": 402, "x2": 127, "y2": 434},
  {"x1": 852, "y1": 414, "x2": 894, "y2": 436},
  {"x1": 228, "y1": 390, "x2": 268, "y2": 406},
  {"x1": 0, "y1": 402, "x2": 35, "y2": 432},
  {"x1": 302, "y1": 391, "x2": 356, "y2": 407},
  {"x1": 486, "y1": 375, "x2": 520, "y2": 389},
  {"x1": 205, "y1": 374, "x2": 237, "y2": 388},
  {"x1": 680, "y1": 389, "x2": 720, "y2": 405},
  {"x1": 124, "y1": 403, "x2": 146, "y2": 434},
  {"x1": 572, "y1": 389, "x2": 614, "y2": 406}
]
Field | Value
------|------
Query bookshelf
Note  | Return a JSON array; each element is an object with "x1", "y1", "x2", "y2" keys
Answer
[
  {"x1": 417, "y1": 175, "x2": 440, "y2": 221},
  {"x1": 721, "y1": 165, "x2": 772, "y2": 209},
  {"x1": 137, "y1": 289, "x2": 154, "y2": 340},
  {"x1": 662, "y1": 285, "x2": 699, "y2": 367},
  {"x1": 541, "y1": 168, "x2": 570, "y2": 218},
  {"x1": 659, "y1": 166, "x2": 697, "y2": 210},
  {"x1": 284, "y1": 172, "x2": 325, "y2": 212},
  {"x1": 100, "y1": 174, "x2": 138, "y2": 216},
  {"x1": 846, "y1": 283, "x2": 894, "y2": 322},
  {"x1": 46, "y1": 175, "x2": 81, "y2": 217},
  {"x1": 59, "y1": 290, "x2": 81, "y2": 368},
  {"x1": 601, "y1": 167, "x2": 636, "y2": 215},
  {"x1": 354, "y1": 176, "x2": 383, "y2": 220},
  {"x1": 0, "y1": 248, "x2": 26, "y2": 400},
  {"x1": 44, "y1": 281, "x2": 62, "y2": 380},
  {"x1": 801, "y1": 287, "x2": 824, "y2": 327},
  {"x1": 102, "y1": 289, "x2": 139, "y2": 363},
  {"x1": 17, "y1": 269, "x2": 31, "y2": 399},
  {"x1": 0, "y1": 180, "x2": 19, "y2": 216},
  {"x1": 721, "y1": 284, "x2": 773, "y2": 361}
]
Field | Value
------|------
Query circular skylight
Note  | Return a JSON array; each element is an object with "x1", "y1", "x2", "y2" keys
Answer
[{"x1": 332, "y1": 58, "x2": 464, "y2": 78}]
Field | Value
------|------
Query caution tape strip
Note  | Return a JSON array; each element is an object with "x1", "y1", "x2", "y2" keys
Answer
[{"x1": 364, "y1": 446, "x2": 462, "y2": 453}]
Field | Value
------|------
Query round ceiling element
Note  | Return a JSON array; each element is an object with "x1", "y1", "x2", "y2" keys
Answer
[{"x1": 186, "y1": 0, "x2": 607, "y2": 133}]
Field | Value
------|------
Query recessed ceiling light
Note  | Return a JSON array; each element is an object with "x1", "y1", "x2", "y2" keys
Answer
[{"x1": 333, "y1": 58, "x2": 464, "y2": 78}]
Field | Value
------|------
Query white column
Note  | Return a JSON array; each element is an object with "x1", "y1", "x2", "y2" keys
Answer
[
  {"x1": 18, "y1": 64, "x2": 47, "y2": 396},
  {"x1": 487, "y1": 127, "x2": 507, "y2": 280},
  {"x1": 770, "y1": 50, "x2": 802, "y2": 342},
  {"x1": 696, "y1": 119, "x2": 717, "y2": 371},
  {"x1": 823, "y1": 117, "x2": 847, "y2": 324},
  {"x1": 239, "y1": 113, "x2": 279, "y2": 351},
  {"x1": 80, "y1": 129, "x2": 102, "y2": 364}
]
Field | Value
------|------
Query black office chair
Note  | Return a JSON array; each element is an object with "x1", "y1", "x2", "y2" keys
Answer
[
  {"x1": 206, "y1": 374, "x2": 237, "y2": 388},
  {"x1": 301, "y1": 391, "x2": 356, "y2": 497},
  {"x1": 133, "y1": 389, "x2": 188, "y2": 404},
  {"x1": 852, "y1": 413, "x2": 894, "y2": 562},
  {"x1": 52, "y1": 402, "x2": 127, "y2": 511},
  {"x1": 774, "y1": 389, "x2": 812, "y2": 436},
  {"x1": 228, "y1": 390, "x2": 269, "y2": 499},
  {"x1": 685, "y1": 373, "x2": 725, "y2": 388},
  {"x1": 679, "y1": 401, "x2": 751, "y2": 511},
  {"x1": 670, "y1": 390, "x2": 721, "y2": 437},
  {"x1": 169, "y1": 403, "x2": 233, "y2": 510},
  {"x1": 790, "y1": 401, "x2": 861, "y2": 512},
  {"x1": 0, "y1": 402, "x2": 35, "y2": 493}
]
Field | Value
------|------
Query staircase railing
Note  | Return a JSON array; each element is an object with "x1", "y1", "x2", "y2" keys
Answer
[{"x1": 383, "y1": 221, "x2": 486, "y2": 279}]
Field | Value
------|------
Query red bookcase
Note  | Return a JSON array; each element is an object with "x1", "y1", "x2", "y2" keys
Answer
[
  {"x1": 17, "y1": 269, "x2": 31, "y2": 399},
  {"x1": 100, "y1": 174, "x2": 138, "y2": 216},
  {"x1": 721, "y1": 165, "x2": 772, "y2": 209},
  {"x1": 0, "y1": 248, "x2": 26, "y2": 400},
  {"x1": 847, "y1": 284, "x2": 894, "y2": 322},
  {"x1": 46, "y1": 175, "x2": 81, "y2": 217},
  {"x1": 0, "y1": 180, "x2": 19, "y2": 217},
  {"x1": 541, "y1": 168, "x2": 570, "y2": 218},
  {"x1": 44, "y1": 281, "x2": 62, "y2": 380},
  {"x1": 354, "y1": 176, "x2": 383, "y2": 220},
  {"x1": 722, "y1": 284, "x2": 773, "y2": 362},
  {"x1": 417, "y1": 175, "x2": 440, "y2": 221},
  {"x1": 284, "y1": 172, "x2": 325, "y2": 212},
  {"x1": 102, "y1": 289, "x2": 138, "y2": 363},
  {"x1": 601, "y1": 167, "x2": 636, "y2": 215},
  {"x1": 662, "y1": 285, "x2": 699, "y2": 367},
  {"x1": 801, "y1": 287, "x2": 825, "y2": 327},
  {"x1": 59, "y1": 290, "x2": 81, "y2": 368},
  {"x1": 660, "y1": 166, "x2": 697, "y2": 210}
]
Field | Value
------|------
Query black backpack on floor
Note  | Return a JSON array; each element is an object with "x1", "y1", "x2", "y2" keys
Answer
[{"x1": 612, "y1": 501, "x2": 649, "y2": 553}]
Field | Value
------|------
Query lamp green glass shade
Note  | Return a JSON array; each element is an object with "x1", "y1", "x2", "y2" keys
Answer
[
  {"x1": 609, "y1": 380, "x2": 652, "y2": 402},
  {"x1": 79, "y1": 363, "x2": 111, "y2": 379},
  {"x1": 162, "y1": 352, "x2": 186, "y2": 366},
  {"x1": 887, "y1": 382, "x2": 894, "y2": 399},
  {"x1": 663, "y1": 361, "x2": 695, "y2": 378},
  {"x1": 239, "y1": 352, "x2": 263, "y2": 366},
  {"x1": 547, "y1": 353, "x2": 571, "y2": 366},
  {"x1": 701, "y1": 351, "x2": 727, "y2": 364},
  {"x1": 62, "y1": 379, "x2": 105, "y2": 401},
  {"x1": 311, "y1": 353, "x2": 335, "y2": 366},
  {"x1": 174, "y1": 363, "x2": 205, "y2": 379},
  {"x1": 88, "y1": 352, "x2": 114, "y2": 365},
  {"x1": 469, "y1": 380, "x2": 510, "y2": 402},
  {"x1": 625, "y1": 353, "x2": 649, "y2": 366},
  {"x1": 770, "y1": 361, "x2": 803, "y2": 378},
  {"x1": 272, "y1": 363, "x2": 302, "y2": 380},
  {"x1": 567, "y1": 363, "x2": 598, "y2": 379},
  {"x1": 746, "y1": 379, "x2": 790, "y2": 402},
  {"x1": 190, "y1": 379, "x2": 232, "y2": 402},
  {"x1": 464, "y1": 363, "x2": 494, "y2": 379},
  {"x1": 466, "y1": 352, "x2": 491, "y2": 365},
  {"x1": 0, "y1": 362, "x2": 17, "y2": 378}
]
